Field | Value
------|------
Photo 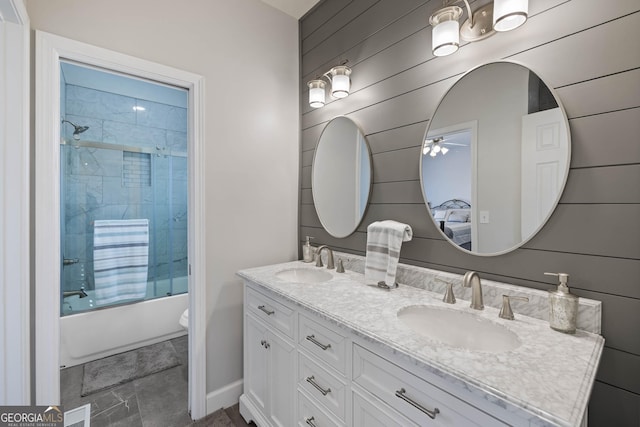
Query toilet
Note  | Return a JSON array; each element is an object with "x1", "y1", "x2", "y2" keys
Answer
[{"x1": 179, "y1": 309, "x2": 189, "y2": 330}]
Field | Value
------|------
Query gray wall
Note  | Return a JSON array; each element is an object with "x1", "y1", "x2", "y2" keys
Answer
[{"x1": 298, "y1": 1, "x2": 640, "y2": 425}]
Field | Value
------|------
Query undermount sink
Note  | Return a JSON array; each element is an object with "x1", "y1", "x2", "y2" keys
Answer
[
  {"x1": 275, "y1": 268, "x2": 332, "y2": 284},
  {"x1": 397, "y1": 305, "x2": 521, "y2": 353}
]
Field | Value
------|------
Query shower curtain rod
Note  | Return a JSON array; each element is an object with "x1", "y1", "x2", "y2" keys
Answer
[{"x1": 60, "y1": 138, "x2": 187, "y2": 158}]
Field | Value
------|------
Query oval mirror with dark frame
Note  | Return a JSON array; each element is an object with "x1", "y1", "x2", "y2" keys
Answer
[
  {"x1": 312, "y1": 116, "x2": 372, "y2": 238},
  {"x1": 420, "y1": 61, "x2": 571, "y2": 256}
]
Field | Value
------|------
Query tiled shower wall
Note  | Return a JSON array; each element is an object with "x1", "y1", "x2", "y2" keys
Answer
[{"x1": 62, "y1": 84, "x2": 188, "y2": 293}]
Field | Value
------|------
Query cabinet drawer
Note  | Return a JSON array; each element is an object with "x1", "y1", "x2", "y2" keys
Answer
[
  {"x1": 246, "y1": 286, "x2": 295, "y2": 339},
  {"x1": 299, "y1": 313, "x2": 348, "y2": 375},
  {"x1": 352, "y1": 389, "x2": 415, "y2": 427},
  {"x1": 298, "y1": 352, "x2": 347, "y2": 422},
  {"x1": 298, "y1": 389, "x2": 343, "y2": 427},
  {"x1": 352, "y1": 344, "x2": 506, "y2": 427}
]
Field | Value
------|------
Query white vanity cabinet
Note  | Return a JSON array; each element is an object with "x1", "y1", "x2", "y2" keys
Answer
[
  {"x1": 242, "y1": 285, "x2": 296, "y2": 427},
  {"x1": 241, "y1": 280, "x2": 510, "y2": 427},
  {"x1": 239, "y1": 268, "x2": 599, "y2": 427}
]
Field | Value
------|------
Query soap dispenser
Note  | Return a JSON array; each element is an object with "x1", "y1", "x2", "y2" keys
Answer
[
  {"x1": 545, "y1": 272, "x2": 578, "y2": 334},
  {"x1": 302, "y1": 236, "x2": 315, "y2": 263}
]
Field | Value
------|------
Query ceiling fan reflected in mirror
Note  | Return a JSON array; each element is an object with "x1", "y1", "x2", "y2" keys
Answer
[{"x1": 422, "y1": 135, "x2": 468, "y2": 157}]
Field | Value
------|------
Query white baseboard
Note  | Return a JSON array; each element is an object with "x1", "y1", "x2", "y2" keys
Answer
[{"x1": 205, "y1": 379, "x2": 243, "y2": 415}]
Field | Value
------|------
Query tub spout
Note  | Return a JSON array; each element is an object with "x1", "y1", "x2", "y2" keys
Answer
[{"x1": 63, "y1": 287, "x2": 88, "y2": 298}]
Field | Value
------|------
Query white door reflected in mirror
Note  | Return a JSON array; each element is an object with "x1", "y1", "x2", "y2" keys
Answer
[{"x1": 521, "y1": 108, "x2": 568, "y2": 239}]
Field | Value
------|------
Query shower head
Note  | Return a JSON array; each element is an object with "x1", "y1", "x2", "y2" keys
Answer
[{"x1": 62, "y1": 119, "x2": 90, "y2": 140}]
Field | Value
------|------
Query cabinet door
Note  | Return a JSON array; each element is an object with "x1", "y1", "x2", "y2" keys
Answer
[
  {"x1": 267, "y1": 329, "x2": 296, "y2": 427},
  {"x1": 245, "y1": 314, "x2": 268, "y2": 415}
]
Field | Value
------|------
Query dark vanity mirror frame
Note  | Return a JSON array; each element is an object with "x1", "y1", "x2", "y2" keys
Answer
[
  {"x1": 312, "y1": 116, "x2": 373, "y2": 238},
  {"x1": 420, "y1": 60, "x2": 572, "y2": 256}
]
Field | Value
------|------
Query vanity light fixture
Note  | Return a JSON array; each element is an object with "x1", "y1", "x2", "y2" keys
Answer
[
  {"x1": 429, "y1": 6, "x2": 464, "y2": 57},
  {"x1": 493, "y1": 0, "x2": 529, "y2": 32},
  {"x1": 307, "y1": 61, "x2": 352, "y2": 108},
  {"x1": 429, "y1": 0, "x2": 528, "y2": 57},
  {"x1": 308, "y1": 80, "x2": 327, "y2": 108}
]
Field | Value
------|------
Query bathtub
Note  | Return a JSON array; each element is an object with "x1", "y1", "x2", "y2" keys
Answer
[{"x1": 60, "y1": 276, "x2": 188, "y2": 367}]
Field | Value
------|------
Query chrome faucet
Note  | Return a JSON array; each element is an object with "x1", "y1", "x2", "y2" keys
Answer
[
  {"x1": 63, "y1": 287, "x2": 88, "y2": 299},
  {"x1": 462, "y1": 271, "x2": 484, "y2": 310},
  {"x1": 315, "y1": 245, "x2": 335, "y2": 269}
]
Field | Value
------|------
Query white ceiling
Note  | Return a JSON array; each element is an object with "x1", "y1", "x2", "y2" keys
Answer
[{"x1": 260, "y1": 0, "x2": 322, "y2": 19}]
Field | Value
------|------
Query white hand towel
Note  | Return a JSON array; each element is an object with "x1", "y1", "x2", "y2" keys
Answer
[
  {"x1": 94, "y1": 219, "x2": 149, "y2": 305},
  {"x1": 365, "y1": 220, "x2": 413, "y2": 287}
]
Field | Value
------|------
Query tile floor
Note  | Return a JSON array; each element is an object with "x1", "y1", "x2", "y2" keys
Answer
[{"x1": 60, "y1": 336, "x2": 253, "y2": 427}]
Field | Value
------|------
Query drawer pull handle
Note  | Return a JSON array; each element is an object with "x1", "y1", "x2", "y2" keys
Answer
[
  {"x1": 257, "y1": 305, "x2": 275, "y2": 315},
  {"x1": 306, "y1": 334, "x2": 331, "y2": 350},
  {"x1": 305, "y1": 416, "x2": 317, "y2": 427},
  {"x1": 260, "y1": 339, "x2": 270, "y2": 349},
  {"x1": 306, "y1": 375, "x2": 331, "y2": 396},
  {"x1": 395, "y1": 388, "x2": 440, "y2": 420}
]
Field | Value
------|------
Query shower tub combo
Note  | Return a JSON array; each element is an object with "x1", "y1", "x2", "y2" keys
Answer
[
  {"x1": 59, "y1": 61, "x2": 190, "y2": 367},
  {"x1": 60, "y1": 277, "x2": 188, "y2": 367}
]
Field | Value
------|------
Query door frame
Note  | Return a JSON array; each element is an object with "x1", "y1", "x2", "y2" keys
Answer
[
  {"x1": 34, "y1": 31, "x2": 207, "y2": 418},
  {"x1": 0, "y1": 0, "x2": 30, "y2": 404}
]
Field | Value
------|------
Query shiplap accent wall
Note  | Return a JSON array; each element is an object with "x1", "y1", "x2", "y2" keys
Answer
[{"x1": 299, "y1": 1, "x2": 640, "y2": 425}]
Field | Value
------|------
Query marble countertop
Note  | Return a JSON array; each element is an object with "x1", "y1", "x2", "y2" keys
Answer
[{"x1": 237, "y1": 260, "x2": 604, "y2": 427}]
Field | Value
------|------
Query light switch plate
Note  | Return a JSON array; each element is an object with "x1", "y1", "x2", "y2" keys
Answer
[{"x1": 480, "y1": 211, "x2": 490, "y2": 224}]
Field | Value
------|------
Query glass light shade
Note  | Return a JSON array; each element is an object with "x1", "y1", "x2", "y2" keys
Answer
[
  {"x1": 423, "y1": 144, "x2": 431, "y2": 155},
  {"x1": 331, "y1": 75, "x2": 350, "y2": 98},
  {"x1": 329, "y1": 65, "x2": 352, "y2": 99},
  {"x1": 430, "y1": 6, "x2": 462, "y2": 57},
  {"x1": 493, "y1": 0, "x2": 528, "y2": 32},
  {"x1": 432, "y1": 20, "x2": 460, "y2": 57},
  {"x1": 441, "y1": 146, "x2": 449, "y2": 155},
  {"x1": 308, "y1": 80, "x2": 326, "y2": 108},
  {"x1": 430, "y1": 150, "x2": 437, "y2": 157},
  {"x1": 433, "y1": 144, "x2": 441, "y2": 154}
]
